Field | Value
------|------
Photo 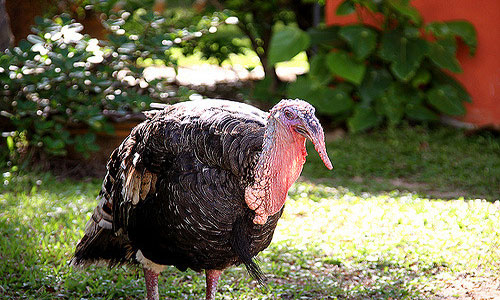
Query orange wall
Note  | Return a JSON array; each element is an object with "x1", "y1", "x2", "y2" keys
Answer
[{"x1": 326, "y1": 0, "x2": 500, "y2": 127}]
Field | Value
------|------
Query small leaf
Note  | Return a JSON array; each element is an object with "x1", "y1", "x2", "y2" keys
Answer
[
  {"x1": 426, "y1": 20, "x2": 477, "y2": 55},
  {"x1": 359, "y1": 67, "x2": 393, "y2": 105},
  {"x1": 347, "y1": 105, "x2": 382, "y2": 132},
  {"x1": 18, "y1": 40, "x2": 31, "y2": 51},
  {"x1": 27, "y1": 34, "x2": 45, "y2": 44},
  {"x1": 268, "y1": 26, "x2": 310, "y2": 66},
  {"x1": 406, "y1": 97, "x2": 439, "y2": 121},
  {"x1": 387, "y1": 0, "x2": 422, "y2": 24},
  {"x1": 427, "y1": 38, "x2": 462, "y2": 73},
  {"x1": 6, "y1": 136, "x2": 14, "y2": 152},
  {"x1": 432, "y1": 69, "x2": 471, "y2": 102},
  {"x1": 339, "y1": 25, "x2": 377, "y2": 60},
  {"x1": 379, "y1": 29, "x2": 428, "y2": 82},
  {"x1": 404, "y1": 26, "x2": 421, "y2": 38},
  {"x1": 326, "y1": 50, "x2": 366, "y2": 85},
  {"x1": 411, "y1": 68, "x2": 431, "y2": 88},
  {"x1": 336, "y1": 0, "x2": 356, "y2": 16},
  {"x1": 427, "y1": 84, "x2": 466, "y2": 116}
]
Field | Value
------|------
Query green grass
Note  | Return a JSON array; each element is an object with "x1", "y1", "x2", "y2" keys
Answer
[
  {"x1": 1, "y1": 126, "x2": 499, "y2": 299},
  {"x1": 303, "y1": 125, "x2": 500, "y2": 201}
]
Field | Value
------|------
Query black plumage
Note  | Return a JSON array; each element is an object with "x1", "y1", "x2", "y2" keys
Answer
[{"x1": 71, "y1": 99, "x2": 332, "y2": 300}]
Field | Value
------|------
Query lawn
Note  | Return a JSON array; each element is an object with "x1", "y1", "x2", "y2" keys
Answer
[{"x1": 1, "y1": 126, "x2": 499, "y2": 299}]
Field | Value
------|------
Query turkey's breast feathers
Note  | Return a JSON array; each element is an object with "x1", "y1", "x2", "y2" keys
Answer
[{"x1": 98, "y1": 100, "x2": 282, "y2": 272}]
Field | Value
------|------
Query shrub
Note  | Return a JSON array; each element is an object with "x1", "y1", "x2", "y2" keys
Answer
[
  {"x1": 0, "y1": 9, "x2": 222, "y2": 160},
  {"x1": 286, "y1": 0, "x2": 477, "y2": 132}
]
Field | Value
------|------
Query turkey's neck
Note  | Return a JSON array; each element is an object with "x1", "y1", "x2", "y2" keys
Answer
[{"x1": 245, "y1": 118, "x2": 307, "y2": 224}]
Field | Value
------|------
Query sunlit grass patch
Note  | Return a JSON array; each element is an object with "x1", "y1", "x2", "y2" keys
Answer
[{"x1": 1, "y1": 174, "x2": 499, "y2": 299}]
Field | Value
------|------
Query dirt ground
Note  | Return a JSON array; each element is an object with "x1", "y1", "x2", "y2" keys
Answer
[{"x1": 437, "y1": 274, "x2": 500, "y2": 300}]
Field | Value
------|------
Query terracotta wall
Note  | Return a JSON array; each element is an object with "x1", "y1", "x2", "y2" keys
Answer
[{"x1": 325, "y1": 0, "x2": 500, "y2": 127}]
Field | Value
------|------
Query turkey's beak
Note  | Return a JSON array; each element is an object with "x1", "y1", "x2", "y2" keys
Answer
[{"x1": 296, "y1": 117, "x2": 333, "y2": 170}]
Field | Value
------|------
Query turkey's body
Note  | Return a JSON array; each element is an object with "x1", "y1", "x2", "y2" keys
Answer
[
  {"x1": 73, "y1": 100, "x2": 280, "y2": 277},
  {"x1": 72, "y1": 99, "x2": 333, "y2": 300}
]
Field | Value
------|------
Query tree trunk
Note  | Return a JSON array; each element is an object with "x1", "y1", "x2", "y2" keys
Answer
[{"x1": 0, "y1": 0, "x2": 13, "y2": 50}]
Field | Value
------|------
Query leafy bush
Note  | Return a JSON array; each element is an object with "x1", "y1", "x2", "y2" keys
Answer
[
  {"x1": 0, "y1": 9, "x2": 224, "y2": 160},
  {"x1": 285, "y1": 0, "x2": 476, "y2": 132},
  {"x1": 0, "y1": 15, "x2": 155, "y2": 158}
]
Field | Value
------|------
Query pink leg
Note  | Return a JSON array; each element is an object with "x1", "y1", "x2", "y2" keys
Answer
[
  {"x1": 205, "y1": 269, "x2": 223, "y2": 300},
  {"x1": 143, "y1": 267, "x2": 160, "y2": 300}
]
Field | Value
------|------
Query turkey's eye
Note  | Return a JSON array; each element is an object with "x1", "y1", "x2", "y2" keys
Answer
[{"x1": 284, "y1": 110, "x2": 295, "y2": 120}]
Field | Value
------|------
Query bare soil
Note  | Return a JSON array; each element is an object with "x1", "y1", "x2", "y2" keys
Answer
[{"x1": 436, "y1": 273, "x2": 500, "y2": 300}]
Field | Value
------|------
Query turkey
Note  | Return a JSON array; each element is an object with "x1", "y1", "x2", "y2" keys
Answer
[{"x1": 71, "y1": 98, "x2": 333, "y2": 300}]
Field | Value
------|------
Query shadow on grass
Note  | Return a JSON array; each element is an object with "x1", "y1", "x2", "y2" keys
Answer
[
  {"x1": 302, "y1": 126, "x2": 500, "y2": 202},
  {"x1": 0, "y1": 175, "x2": 467, "y2": 300}
]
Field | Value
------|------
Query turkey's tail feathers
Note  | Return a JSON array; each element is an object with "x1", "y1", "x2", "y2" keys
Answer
[
  {"x1": 70, "y1": 226, "x2": 135, "y2": 268},
  {"x1": 70, "y1": 193, "x2": 135, "y2": 268},
  {"x1": 231, "y1": 215, "x2": 267, "y2": 286}
]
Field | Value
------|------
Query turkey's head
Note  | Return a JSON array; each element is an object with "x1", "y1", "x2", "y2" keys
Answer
[
  {"x1": 269, "y1": 99, "x2": 333, "y2": 170},
  {"x1": 246, "y1": 99, "x2": 332, "y2": 225}
]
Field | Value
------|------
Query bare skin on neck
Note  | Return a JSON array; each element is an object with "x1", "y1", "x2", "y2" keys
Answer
[
  {"x1": 245, "y1": 100, "x2": 332, "y2": 225},
  {"x1": 245, "y1": 119, "x2": 308, "y2": 224}
]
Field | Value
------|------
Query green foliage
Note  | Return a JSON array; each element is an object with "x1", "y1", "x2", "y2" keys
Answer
[
  {"x1": 267, "y1": 25, "x2": 310, "y2": 66},
  {"x1": 326, "y1": 50, "x2": 366, "y2": 85},
  {"x1": 0, "y1": 5, "x2": 225, "y2": 161},
  {"x1": 288, "y1": 0, "x2": 477, "y2": 132},
  {"x1": 0, "y1": 16, "x2": 150, "y2": 158}
]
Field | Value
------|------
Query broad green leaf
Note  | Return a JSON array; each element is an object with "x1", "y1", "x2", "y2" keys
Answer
[
  {"x1": 427, "y1": 38, "x2": 462, "y2": 73},
  {"x1": 379, "y1": 29, "x2": 428, "y2": 82},
  {"x1": 347, "y1": 105, "x2": 381, "y2": 132},
  {"x1": 387, "y1": 0, "x2": 422, "y2": 24},
  {"x1": 359, "y1": 67, "x2": 393, "y2": 105},
  {"x1": 339, "y1": 25, "x2": 377, "y2": 60},
  {"x1": 411, "y1": 68, "x2": 431, "y2": 88},
  {"x1": 315, "y1": 85, "x2": 354, "y2": 115},
  {"x1": 426, "y1": 21, "x2": 477, "y2": 55},
  {"x1": 287, "y1": 76, "x2": 316, "y2": 102},
  {"x1": 287, "y1": 77, "x2": 354, "y2": 115},
  {"x1": 309, "y1": 54, "x2": 332, "y2": 86},
  {"x1": 336, "y1": 0, "x2": 356, "y2": 16},
  {"x1": 427, "y1": 84, "x2": 466, "y2": 116},
  {"x1": 307, "y1": 26, "x2": 341, "y2": 47},
  {"x1": 268, "y1": 26, "x2": 310, "y2": 66},
  {"x1": 406, "y1": 96, "x2": 439, "y2": 121},
  {"x1": 432, "y1": 69, "x2": 471, "y2": 102},
  {"x1": 326, "y1": 50, "x2": 366, "y2": 85}
]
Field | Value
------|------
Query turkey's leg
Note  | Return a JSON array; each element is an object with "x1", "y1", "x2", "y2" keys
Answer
[
  {"x1": 205, "y1": 269, "x2": 223, "y2": 300},
  {"x1": 144, "y1": 267, "x2": 160, "y2": 300}
]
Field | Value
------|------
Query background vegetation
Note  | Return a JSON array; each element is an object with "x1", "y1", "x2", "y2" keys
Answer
[{"x1": 0, "y1": 0, "x2": 477, "y2": 162}]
